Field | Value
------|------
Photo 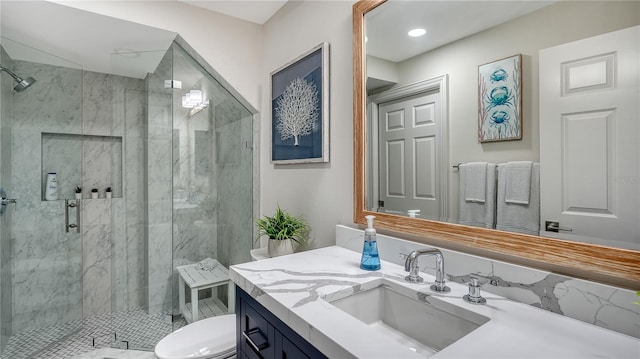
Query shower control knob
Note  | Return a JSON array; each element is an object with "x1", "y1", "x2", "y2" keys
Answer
[{"x1": 0, "y1": 188, "x2": 17, "y2": 215}]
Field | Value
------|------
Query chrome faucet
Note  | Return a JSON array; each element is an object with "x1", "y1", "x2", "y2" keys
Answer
[{"x1": 404, "y1": 248, "x2": 450, "y2": 293}]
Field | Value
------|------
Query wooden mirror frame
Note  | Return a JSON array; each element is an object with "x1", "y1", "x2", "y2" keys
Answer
[{"x1": 353, "y1": 0, "x2": 639, "y2": 288}]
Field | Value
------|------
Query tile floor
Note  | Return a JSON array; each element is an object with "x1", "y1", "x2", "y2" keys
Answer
[
  {"x1": 0, "y1": 308, "x2": 186, "y2": 359},
  {"x1": 70, "y1": 348, "x2": 156, "y2": 359}
]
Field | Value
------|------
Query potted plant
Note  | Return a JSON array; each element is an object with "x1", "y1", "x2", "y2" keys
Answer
[
  {"x1": 74, "y1": 186, "x2": 82, "y2": 200},
  {"x1": 105, "y1": 187, "x2": 112, "y2": 199},
  {"x1": 256, "y1": 205, "x2": 310, "y2": 258},
  {"x1": 90, "y1": 188, "x2": 98, "y2": 199}
]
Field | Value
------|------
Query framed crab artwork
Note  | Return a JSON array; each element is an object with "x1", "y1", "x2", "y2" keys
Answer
[{"x1": 478, "y1": 54, "x2": 522, "y2": 142}]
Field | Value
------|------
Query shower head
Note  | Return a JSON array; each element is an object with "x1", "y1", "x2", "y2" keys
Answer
[
  {"x1": 0, "y1": 65, "x2": 36, "y2": 93},
  {"x1": 13, "y1": 76, "x2": 36, "y2": 93}
]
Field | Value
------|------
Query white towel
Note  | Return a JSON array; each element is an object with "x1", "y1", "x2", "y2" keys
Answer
[
  {"x1": 195, "y1": 257, "x2": 218, "y2": 271},
  {"x1": 505, "y1": 161, "x2": 533, "y2": 204},
  {"x1": 496, "y1": 163, "x2": 540, "y2": 235},
  {"x1": 464, "y1": 162, "x2": 488, "y2": 203},
  {"x1": 459, "y1": 163, "x2": 496, "y2": 229}
]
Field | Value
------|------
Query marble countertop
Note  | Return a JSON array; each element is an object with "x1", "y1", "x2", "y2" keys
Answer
[{"x1": 230, "y1": 246, "x2": 639, "y2": 358}]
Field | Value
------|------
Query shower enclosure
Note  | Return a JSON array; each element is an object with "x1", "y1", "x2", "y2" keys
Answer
[{"x1": 0, "y1": 3, "x2": 256, "y2": 357}]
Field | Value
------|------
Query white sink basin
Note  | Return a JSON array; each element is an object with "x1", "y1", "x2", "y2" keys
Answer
[{"x1": 326, "y1": 279, "x2": 489, "y2": 356}]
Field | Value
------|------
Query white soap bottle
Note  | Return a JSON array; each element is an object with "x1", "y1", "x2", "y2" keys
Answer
[{"x1": 45, "y1": 172, "x2": 58, "y2": 201}]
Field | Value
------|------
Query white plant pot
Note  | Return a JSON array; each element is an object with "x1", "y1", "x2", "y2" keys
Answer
[
  {"x1": 75, "y1": 193, "x2": 82, "y2": 200},
  {"x1": 106, "y1": 192, "x2": 112, "y2": 199},
  {"x1": 90, "y1": 192, "x2": 98, "y2": 199},
  {"x1": 268, "y1": 239, "x2": 294, "y2": 258}
]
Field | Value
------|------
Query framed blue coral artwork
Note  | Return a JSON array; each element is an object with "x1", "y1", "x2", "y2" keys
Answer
[
  {"x1": 478, "y1": 54, "x2": 522, "y2": 142},
  {"x1": 271, "y1": 42, "x2": 330, "y2": 164}
]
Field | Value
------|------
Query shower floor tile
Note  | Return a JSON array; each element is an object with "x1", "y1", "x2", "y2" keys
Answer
[
  {"x1": 0, "y1": 307, "x2": 187, "y2": 359},
  {"x1": 69, "y1": 348, "x2": 156, "y2": 359}
]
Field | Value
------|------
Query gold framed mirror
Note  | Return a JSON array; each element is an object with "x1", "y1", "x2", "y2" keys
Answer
[{"x1": 353, "y1": 0, "x2": 639, "y2": 288}]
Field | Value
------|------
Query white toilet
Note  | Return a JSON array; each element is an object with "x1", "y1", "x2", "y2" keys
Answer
[
  {"x1": 154, "y1": 314, "x2": 236, "y2": 359},
  {"x1": 155, "y1": 249, "x2": 267, "y2": 359}
]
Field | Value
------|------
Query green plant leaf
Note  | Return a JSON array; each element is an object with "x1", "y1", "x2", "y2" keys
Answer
[{"x1": 256, "y1": 205, "x2": 310, "y2": 244}]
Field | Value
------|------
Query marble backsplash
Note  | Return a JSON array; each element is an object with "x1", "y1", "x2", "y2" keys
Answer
[{"x1": 336, "y1": 225, "x2": 640, "y2": 339}]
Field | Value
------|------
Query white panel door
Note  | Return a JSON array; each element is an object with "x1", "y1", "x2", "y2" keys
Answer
[
  {"x1": 379, "y1": 91, "x2": 441, "y2": 219},
  {"x1": 539, "y1": 25, "x2": 639, "y2": 250}
]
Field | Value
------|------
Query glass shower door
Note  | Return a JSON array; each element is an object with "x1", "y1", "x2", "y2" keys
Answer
[
  {"x1": 169, "y1": 40, "x2": 253, "y2": 330},
  {"x1": 109, "y1": 46, "x2": 176, "y2": 351},
  {"x1": 105, "y1": 39, "x2": 254, "y2": 353},
  {"x1": 0, "y1": 37, "x2": 85, "y2": 358}
]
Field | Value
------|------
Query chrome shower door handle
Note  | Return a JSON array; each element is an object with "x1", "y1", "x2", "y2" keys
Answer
[
  {"x1": 75, "y1": 199, "x2": 80, "y2": 233},
  {"x1": 65, "y1": 199, "x2": 80, "y2": 233}
]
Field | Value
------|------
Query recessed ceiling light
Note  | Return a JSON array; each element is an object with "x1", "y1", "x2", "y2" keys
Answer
[{"x1": 408, "y1": 28, "x2": 426, "y2": 37}]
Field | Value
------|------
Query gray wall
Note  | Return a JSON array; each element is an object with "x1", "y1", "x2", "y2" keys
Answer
[{"x1": 261, "y1": 0, "x2": 356, "y2": 250}]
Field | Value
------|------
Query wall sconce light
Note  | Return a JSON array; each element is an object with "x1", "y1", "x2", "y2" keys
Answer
[
  {"x1": 182, "y1": 89, "x2": 210, "y2": 116},
  {"x1": 182, "y1": 89, "x2": 202, "y2": 108}
]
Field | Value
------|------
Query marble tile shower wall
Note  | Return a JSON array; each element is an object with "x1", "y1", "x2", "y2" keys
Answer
[
  {"x1": 215, "y1": 101, "x2": 253, "y2": 268},
  {"x1": 10, "y1": 60, "x2": 83, "y2": 333},
  {"x1": 336, "y1": 226, "x2": 640, "y2": 339},
  {"x1": 0, "y1": 46, "x2": 14, "y2": 351},
  {"x1": 9, "y1": 59, "x2": 147, "y2": 332}
]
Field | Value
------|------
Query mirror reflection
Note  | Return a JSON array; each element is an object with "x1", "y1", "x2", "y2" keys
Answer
[{"x1": 365, "y1": 0, "x2": 639, "y2": 250}]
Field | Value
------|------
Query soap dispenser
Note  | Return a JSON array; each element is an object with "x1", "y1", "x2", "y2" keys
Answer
[{"x1": 360, "y1": 215, "x2": 381, "y2": 270}]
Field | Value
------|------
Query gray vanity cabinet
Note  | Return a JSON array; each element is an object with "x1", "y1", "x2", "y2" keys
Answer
[{"x1": 236, "y1": 286, "x2": 328, "y2": 359}]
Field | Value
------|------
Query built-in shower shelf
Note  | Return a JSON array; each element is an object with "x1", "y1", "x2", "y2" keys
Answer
[{"x1": 41, "y1": 132, "x2": 123, "y2": 201}]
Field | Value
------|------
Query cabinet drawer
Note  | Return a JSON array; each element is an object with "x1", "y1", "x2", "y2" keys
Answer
[
  {"x1": 240, "y1": 299, "x2": 275, "y2": 359},
  {"x1": 278, "y1": 334, "x2": 310, "y2": 359},
  {"x1": 236, "y1": 286, "x2": 328, "y2": 359}
]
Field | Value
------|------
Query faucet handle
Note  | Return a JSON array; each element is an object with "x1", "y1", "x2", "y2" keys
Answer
[
  {"x1": 463, "y1": 276, "x2": 487, "y2": 304},
  {"x1": 402, "y1": 252, "x2": 424, "y2": 283}
]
